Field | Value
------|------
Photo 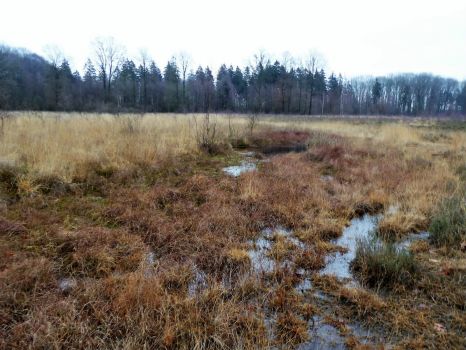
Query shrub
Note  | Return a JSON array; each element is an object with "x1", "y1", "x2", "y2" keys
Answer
[
  {"x1": 352, "y1": 236, "x2": 418, "y2": 290},
  {"x1": 429, "y1": 194, "x2": 466, "y2": 248},
  {"x1": 34, "y1": 174, "x2": 69, "y2": 195},
  {"x1": 0, "y1": 164, "x2": 25, "y2": 196},
  {"x1": 194, "y1": 113, "x2": 231, "y2": 155}
]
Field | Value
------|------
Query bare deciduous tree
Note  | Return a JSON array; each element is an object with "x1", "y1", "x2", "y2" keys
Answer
[
  {"x1": 194, "y1": 112, "x2": 218, "y2": 154},
  {"x1": 92, "y1": 37, "x2": 125, "y2": 102},
  {"x1": 43, "y1": 45, "x2": 66, "y2": 110},
  {"x1": 306, "y1": 50, "x2": 326, "y2": 115},
  {"x1": 247, "y1": 111, "x2": 259, "y2": 135},
  {"x1": 306, "y1": 50, "x2": 326, "y2": 74},
  {"x1": 43, "y1": 45, "x2": 65, "y2": 68},
  {"x1": 177, "y1": 52, "x2": 191, "y2": 112}
]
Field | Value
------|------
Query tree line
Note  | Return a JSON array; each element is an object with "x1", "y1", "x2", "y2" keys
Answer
[{"x1": 1, "y1": 41, "x2": 465, "y2": 116}]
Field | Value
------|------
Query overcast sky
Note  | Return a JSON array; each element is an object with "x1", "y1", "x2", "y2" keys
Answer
[{"x1": 1, "y1": 0, "x2": 465, "y2": 79}]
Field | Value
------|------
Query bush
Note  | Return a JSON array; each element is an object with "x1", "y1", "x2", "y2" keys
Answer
[
  {"x1": 0, "y1": 164, "x2": 25, "y2": 195},
  {"x1": 352, "y1": 236, "x2": 418, "y2": 290},
  {"x1": 429, "y1": 194, "x2": 466, "y2": 248},
  {"x1": 34, "y1": 174, "x2": 70, "y2": 195},
  {"x1": 195, "y1": 113, "x2": 231, "y2": 155}
]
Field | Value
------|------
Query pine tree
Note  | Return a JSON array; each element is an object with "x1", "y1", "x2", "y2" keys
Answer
[
  {"x1": 148, "y1": 61, "x2": 163, "y2": 112},
  {"x1": 58, "y1": 60, "x2": 74, "y2": 110},
  {"x1": 372, "y1": 78, "x2": 382, "y2": 104},
  {"x1": 163, "y1": 59, "x2": 180, "y2": 112}
]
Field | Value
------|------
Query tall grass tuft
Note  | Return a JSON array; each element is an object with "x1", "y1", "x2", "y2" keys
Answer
[
  {"x1": 352, "y1": 236, "x2": 418, "y2": 291},
  {"x1": 429, "y1": 194, "x2": 466, "y2": 248}
]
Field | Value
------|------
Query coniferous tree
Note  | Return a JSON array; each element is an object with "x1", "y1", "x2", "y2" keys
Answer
[
  {"x1": 116, "y1": 59, "x2": 138, "y2": 109},
  {"x1": 83, "y1": 59, "x2": 98, "y2": 110},
  {"x1": 0, "y1": 44, "x2": 464, "y2": 116},
  {"x1": 148, "y1": 61, "x2": 163, "y2": 112},
  {"x1": 372, "y1": 78, "x2": 382, "y2": 105},
  {"x1": 163, "y1": 59, "x2": 180, "y2": 112},
  {"x1": 58, "y1": 60, "x2": 74, "y2": 110},
  {"x1": 216, "y1": 64, "x2": 233, "y2": 111}
]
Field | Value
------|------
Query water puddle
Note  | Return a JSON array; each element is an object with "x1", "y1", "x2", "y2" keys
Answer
[
  {"x1": 395, "y1": 231, "x2": 430, "y2": 250},
  {"x1": 296, "y1": 272, "x2": 312, "y2": 294},
  {"x1": 321, "y1": 211, "x2": 430, "y2": 283},
  {"x1": 223, "y1": 161, "x2": 257, "y2": 177},
  {"x1": 320, "y1": 175, "x2": 334, "y2": 182},
  {"x1": 297, "y1": 314, "x2": 383, "y2": 350},
  {"x1": 188, "y1": 265, "x2": 208, "y2": 296},
  {"x1": 262, "y1": 143, "x2": 308, "y2": 155},
  {"x1": 58, "y1": 277, "x2": 77, "y2": 293},
  {"x1": 298, "y1": 316, "x2": 347, "y2": 350},
  {"x1": 307, "y1": 211, "x2": 427, "y2": 348},
  {"x1": 142, "y1": 251, "x2": 156, "y2": 277},
  {"x1": 248, "y1": 222, "x2": 386, "y2": 348},
  {"x1": 248, "y1": 236, "x2": 275, "y2": 273},
  {"x1": 248, "y1": 226, "x2": 304, "y2": 273},
  {"x1": 321, "y1": 214, "x2": 380, "y2": 281},
  {"x1": 223, "y1": 151, "x2": 258, "y2": 177},
  {"x1": 146, "y1": 251, "x2": 156, "y2": 265},
  {"x1": 239, "y1": 151, "x2": 256, "y2": 157}
]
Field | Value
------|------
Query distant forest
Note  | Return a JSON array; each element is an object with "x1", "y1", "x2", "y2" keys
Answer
[{"x1": 1, "y1": 41, "x2": 465, "y2": 116}]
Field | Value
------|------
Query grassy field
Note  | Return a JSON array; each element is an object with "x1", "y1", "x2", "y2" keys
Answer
[{"x1": 0, "y1": 112, "x2": 465, "y2": 349}]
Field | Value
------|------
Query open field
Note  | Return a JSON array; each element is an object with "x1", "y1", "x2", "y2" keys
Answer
[{"x1": 0, "y1": 112, "x2": 465, "y2": 349}]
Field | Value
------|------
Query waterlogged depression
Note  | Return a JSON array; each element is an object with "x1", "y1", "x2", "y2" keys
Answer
[
  {"x1": 321, "y1": 214, "x2": 381, "y2": 281},
  {"x1": 223, "y1": 161, "x2": 257, "y2": 177},
  {"x1": 248, "y1": 226, "x2": 300, "y2": 274},
  {"x1": 245, "y1": 226, "x2": 381, "y2": 349},
  {"x1": 222, "y1": 155, "x2": 431, "y2": 348},
  {"x1": 223, "y1": 151, "x2": 257, "y2": 177},
  {"x1": 321, "y1": 213, "x2": 430, "y2": 283}
]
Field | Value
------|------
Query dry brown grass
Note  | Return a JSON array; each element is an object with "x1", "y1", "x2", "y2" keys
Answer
[
  {"x1": 0, "y1": 112, "x2": 465, "y2": 349},
  {"x1": 0, "y1": 112, "x2": 248, "y2": 181}
]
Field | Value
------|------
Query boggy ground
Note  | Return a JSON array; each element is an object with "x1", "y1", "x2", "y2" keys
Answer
[{"x1": 0, "y1": 113, "x2": 465, "y2": 349}]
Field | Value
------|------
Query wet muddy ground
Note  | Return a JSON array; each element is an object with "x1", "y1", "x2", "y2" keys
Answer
[
  {"x1": 2, "y1": 126, "x2": 464, "y2": 350},
  {"x1": 219, "y1": 152, "x2": 434, "y2": 348}
]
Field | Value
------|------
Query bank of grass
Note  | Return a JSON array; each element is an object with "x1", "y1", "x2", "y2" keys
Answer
[{"x1": 0, "y1": 112, "x2": 465, "y2": 349}]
